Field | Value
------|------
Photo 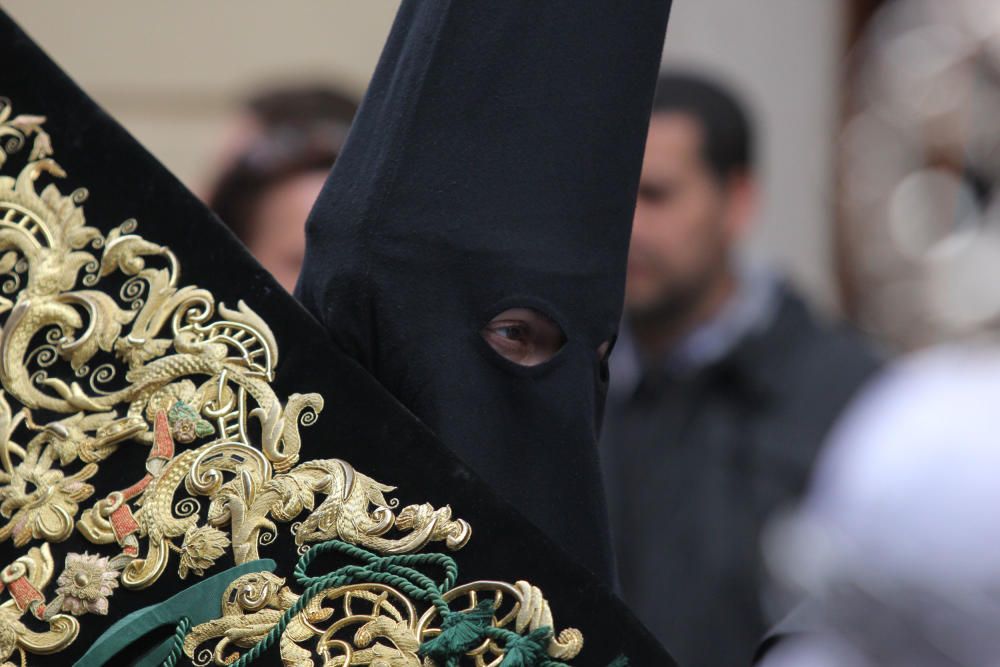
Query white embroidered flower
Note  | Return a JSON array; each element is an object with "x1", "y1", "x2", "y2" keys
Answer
[{"x1": 53, "y1": 552, "x2": 119, "y2": 616}]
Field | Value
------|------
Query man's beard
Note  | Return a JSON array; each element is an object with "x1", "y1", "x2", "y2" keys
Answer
[{"x1": 626, "y1": 267, "x2": 723, "y2": 335}]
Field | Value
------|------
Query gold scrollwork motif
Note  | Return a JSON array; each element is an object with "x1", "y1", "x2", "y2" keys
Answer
[
  {"x1": 417, "y1": 581, "x2": 584, "y2": 664},
  {"x1": 185, "y1": 573, "x2": 423, "y2": 667},
  {"x1": 184, "y1": 572, "x2": 583, "y2": 667},
  {"x1": 0, "y1": 104, "x2": 473, "y2": 665},
  {"x1": 0, "y1": 543, "x2": 78, "y2": 667}
]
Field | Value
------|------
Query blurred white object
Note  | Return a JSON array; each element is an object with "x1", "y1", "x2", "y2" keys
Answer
[{"x1": 764, "y1": 345, "x2": 1000, "y2": 666}]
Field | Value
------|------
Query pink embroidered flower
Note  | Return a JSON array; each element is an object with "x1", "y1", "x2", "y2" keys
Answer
[
  {"x1": 53, "y1": 552, "x2": 119, "y2": 616},
  {"x1": 172, "y1": 417, "x2": 197, "y2": 443}
]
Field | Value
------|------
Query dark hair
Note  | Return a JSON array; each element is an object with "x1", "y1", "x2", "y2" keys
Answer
[
  {"x1": 246, "y1": 86, "x2": 359, "y2": 129},
  {"x1": 207, "y1": 85, "x2": 359, "y2": 243},
  {"x1": 651, "y1": 71, "x2": 754, "y2": 181}
]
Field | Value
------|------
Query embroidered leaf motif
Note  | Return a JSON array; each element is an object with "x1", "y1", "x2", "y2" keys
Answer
[{"x1": 178, "y1": 525, "x2": 230, "y2": 579}]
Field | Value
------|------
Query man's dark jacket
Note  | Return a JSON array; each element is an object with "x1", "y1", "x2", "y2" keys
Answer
[{"x1": 601, "y1": 285, "x2": 881, "y2": 667}]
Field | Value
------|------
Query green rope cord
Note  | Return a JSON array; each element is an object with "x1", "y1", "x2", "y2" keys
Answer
[
  {"x1": 490, "y1": 626, "x2": 552, "y2": 667},
  {"x1": 482, "y1": 625, "x2": 573, "y2": 667},
  {"x1": 223, "y1": 540, "x2": 459, "y2": 666},
  {"x1": 419, "y1": 599, "x2": 498, "y2": 667},
  {"x1": 165, "y1": 539, "x2": 622, "y2": 667},
  {"x1": 295, "y1": 539, "x2": 459, "y2": 618},
  {"x1": 159, "y1": 616, "x2": 190, "y2": 667}
]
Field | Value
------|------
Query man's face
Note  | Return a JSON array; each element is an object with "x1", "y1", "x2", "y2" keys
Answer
[{"x1": 625, "y1": 112, "x2": 748, "y2": 323}]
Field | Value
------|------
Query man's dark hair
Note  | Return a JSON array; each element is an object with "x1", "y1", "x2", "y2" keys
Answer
[{"x1": 651, "y1": 71, "x2": 754, "y2": 181}]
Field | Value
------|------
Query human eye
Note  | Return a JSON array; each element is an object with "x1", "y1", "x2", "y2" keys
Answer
[
  {"x1": 481, "y1": 308, "x2": 565, "y2": 366},
  {"x1": 492, "y1": 322, "x2": 529, "y2": 341}
]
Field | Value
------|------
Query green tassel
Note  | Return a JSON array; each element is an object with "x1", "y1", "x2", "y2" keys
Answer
[
  {"x1": 606, "y1": 655, "x2": 629, "y2": 667},
  {"x1": 419, "y1": 599, "x2": 495, "y2": 665},
  {"x1": 499, "y1": 627, "x2": 552, "y2": 667}
]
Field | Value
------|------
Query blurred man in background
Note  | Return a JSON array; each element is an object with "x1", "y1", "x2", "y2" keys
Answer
[
  {"x1": 599, "y1": 71, "x2": 881, "y2": 666},
  {"x1": 205, "y1": 86, "x2": 356, "y2": 291}
]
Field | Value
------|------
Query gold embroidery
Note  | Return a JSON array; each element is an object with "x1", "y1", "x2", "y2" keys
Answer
[
  {"x1": 183, "y1": 572, "x2": 316, "y2": 666},
  {"x1": 418, "y1": 581, "x2": 584, "y2": 662},
  {"x1": 184, "y1": 572, "x2": 583, "y2": 667},
  {"x1": 0, "y1": 543, "x2": 79, "y2": 664},
  {"x1": 0, "y1": 103, "x2": 475, "y2": 665},
  {"x1": 49, "y1": 551, "x2": 119, "y2": 616},
  {"x1": 0, "y1": 101, "x2": 50, "y2": 168},
  {"x1": 0, "y1": 100, "x2": 582, "y2": 667}
]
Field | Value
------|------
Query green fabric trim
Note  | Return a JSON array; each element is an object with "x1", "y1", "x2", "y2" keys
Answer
[{"x1": 72, "y1": 559, "x2": 276, "y2": 667}]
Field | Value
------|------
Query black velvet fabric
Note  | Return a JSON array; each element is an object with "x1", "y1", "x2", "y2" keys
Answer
[
  {"x1": 0, "y1": 10, "x2": 676, "y2": 667},
  {"x1": 296, "y1": 0, "x2": 672, "y2": 583}
]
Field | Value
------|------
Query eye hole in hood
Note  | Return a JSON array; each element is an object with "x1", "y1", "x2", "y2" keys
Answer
[{"x1": 481, "y1": 307, "x2": 566, "y2": 367}]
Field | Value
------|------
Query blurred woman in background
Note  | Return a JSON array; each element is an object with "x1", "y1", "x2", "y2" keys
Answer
[{"x1": 205, "y1": 86, "x2": 356, "y2": 291}]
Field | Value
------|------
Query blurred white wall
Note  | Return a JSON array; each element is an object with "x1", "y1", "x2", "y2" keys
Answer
[
  {"x1": 663, "y1": 1, "x2": 845, "y2": 310},
  {"x1": 3, "y1": 0, "x2": 845, "y2": 308}
]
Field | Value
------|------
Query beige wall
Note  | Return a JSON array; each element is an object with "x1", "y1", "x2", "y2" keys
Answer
[
  {"x1": 3, "y1": 1, "x2": 844, "y2": 308},
  {"x1": 2, "y1": 1, "x2": 399, "y2": 193},
  {"x1": 663, "y1": 1, "x2": 845, "y2": 310}
]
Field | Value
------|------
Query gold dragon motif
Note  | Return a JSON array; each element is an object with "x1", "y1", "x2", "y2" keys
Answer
[{"x1": 0, "y1": 101, "x2": 491, "y2": 666}]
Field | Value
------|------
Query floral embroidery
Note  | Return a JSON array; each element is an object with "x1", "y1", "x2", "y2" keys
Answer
[
  {"x1": 51, "y1": 552, "x2": 120, "y2": 616},
  {"x1": 167, "y1": 401, "x2": 213, "y2": 444},
  {"x1": 0, "y1": 451, "x2": 97, "y2": 547},
  {"x1": 177, "y1": 525, "x2": 229, "y2": 579},
  {"x1": 144, "y1": 382, "x2": 215, "y2": 445}
]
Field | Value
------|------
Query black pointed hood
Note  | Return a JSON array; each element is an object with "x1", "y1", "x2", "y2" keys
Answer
[
  {"x1": 297, "y1": 0, "x2": 671, "y2": 579},
  {"x1": 0, "y1": 8, "x2": 677, "y2": 666}
]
